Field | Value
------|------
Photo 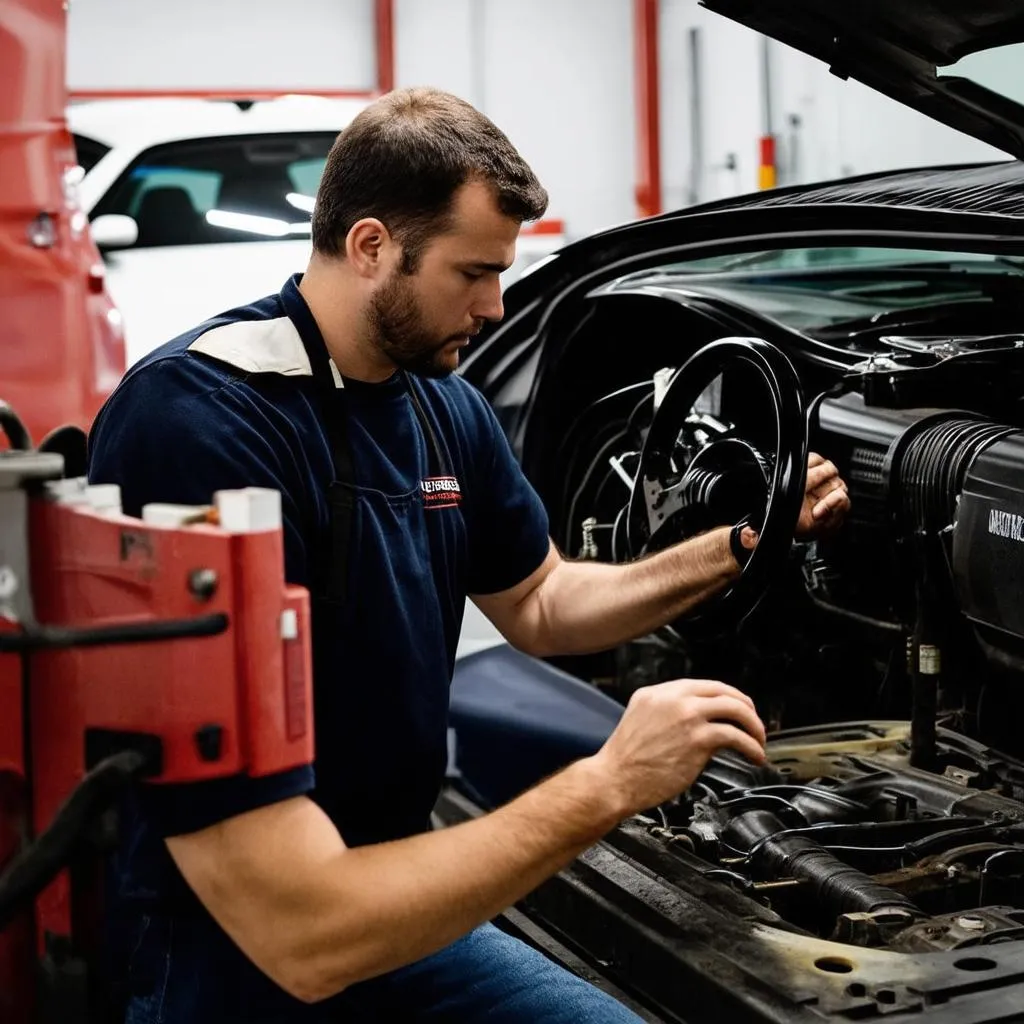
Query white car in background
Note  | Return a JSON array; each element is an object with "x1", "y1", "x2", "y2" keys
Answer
[{"x1": 71, "y1": 96, "x2": 369, "y2": 366}]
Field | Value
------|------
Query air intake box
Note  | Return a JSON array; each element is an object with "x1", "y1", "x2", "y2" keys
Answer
[{"x1": 953, "y1": 432, "x2": 1024, "y2": 647}]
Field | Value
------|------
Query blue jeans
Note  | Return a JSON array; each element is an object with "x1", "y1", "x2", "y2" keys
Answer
[
  {"x1": 123, "y1": 919, "x2": 644, "y2": 1023},
  {"x1": 333, "y1": 922, "x2": 645, "y2": 1022}
]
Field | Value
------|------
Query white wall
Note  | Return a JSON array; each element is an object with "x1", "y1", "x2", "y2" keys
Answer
[
  {"x1": 479, "y1": 0, "x2": 636, "y2": 237},
  {"x1": 394, "y1": 0, "x2": 477, "y2": 106},
  {"x1": 773, "y1": 43, "x2": 1004, "y2": 184},
  {"x1": 66, "y1": 0, "x2": 1021, "y2": 235},
  {"x1": 659, "y1": 0, "x2": 1013, "y2": 209},
  {"x1": 660, "y1": 0, "x2": 763, "y2": 205},
  {"x1": 68, "y1": 0, "x2": 638, "y2": 240},
  {"x1": 67, "y1": 0, "x2": 376, "y2": 91},
  {"x1": 397, "y1": 0, "x2": 637, "y2": 239}
]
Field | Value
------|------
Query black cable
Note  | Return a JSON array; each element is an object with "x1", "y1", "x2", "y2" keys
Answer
[
  {"x1": 0, "y1": 751, "x2": 150, "y2": 930},
  {"x1": 804, "y1": 586, "x2": 904, "y2": 634},
  {"x1": 0, "y1": 400, "x2": 32, "y2": 450},
  {"x1": 725, "y1": 809, "x2": 920, "y2": 921},
  {"x1": 0, "y1": 613, "x2": 229, "y2": 653},
  {"x1": 806, "y1": 382, "x2": 850, "y2": 443}
]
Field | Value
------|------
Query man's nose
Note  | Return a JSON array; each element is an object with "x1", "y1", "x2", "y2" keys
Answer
[{"x1": 472, "y1": 278, "x2": 504, "y2": 323}]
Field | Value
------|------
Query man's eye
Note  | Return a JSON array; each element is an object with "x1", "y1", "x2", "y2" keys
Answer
[{"x1": 462, "y1": 270, "x2": 483, "y2": 281}]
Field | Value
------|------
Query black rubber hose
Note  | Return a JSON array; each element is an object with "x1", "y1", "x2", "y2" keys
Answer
[
  {"x1": 0, "y1": 613, "x2": 229, "y2": 652},
  {"x1": 725, "y1": 809, "x2": 920, "y2": 919},
  {"x1": 0, "y1": 751, "x2": 149, "y2": 930},
  {"x1": 0, "y1": 400, "x2": 32, "y2": 451}
]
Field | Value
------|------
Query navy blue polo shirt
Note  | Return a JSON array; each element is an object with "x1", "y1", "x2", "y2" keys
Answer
[{"x1": 88, "y1": 275, "x2": 549, "y2": 1018}]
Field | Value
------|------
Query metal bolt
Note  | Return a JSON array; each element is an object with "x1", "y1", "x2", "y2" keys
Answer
[
  {"x1": 188, "y1": 568, "x2": 219, "y2": 601},
  {"x1": 957, "y1": 915, "x2": 986, "y2": 931},
  {"x1": 578, "y1": 517, "x2": 599, "y2": 560},
  {"x1": 26, "y1": 212, "x2": 57, "y2": 249}
]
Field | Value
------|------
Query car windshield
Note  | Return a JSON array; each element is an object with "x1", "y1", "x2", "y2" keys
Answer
[
  {"x1": 90, "y1": 132, "x2": 336, "y2": 248},
  {"x1": 672, "y1": 247, "x2": 1024, "y2": 274},
  {"x1": 638, "y1": 246, "x2": 1024, "y2": 332},
  {"x1": 944, "y1": 41, "x2": 1024, "y2": 106}
]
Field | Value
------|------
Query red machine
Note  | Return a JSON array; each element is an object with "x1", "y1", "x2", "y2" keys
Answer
[
  {"x1": 0, "y1": 409, "x2": 314, "y2": 1022},
  {"x1": 1, "y1": 4, "x2": 314, "y2": 1019},
  {"x1": 0, "y1": 0, "x2": 124, "y2": 449}
]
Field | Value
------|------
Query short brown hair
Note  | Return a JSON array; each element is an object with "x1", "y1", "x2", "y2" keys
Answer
[{"x1": 312, "y1": 87, "x2": 548, "y2": 270}]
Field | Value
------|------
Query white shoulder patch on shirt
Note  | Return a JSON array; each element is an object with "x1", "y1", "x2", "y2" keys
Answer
[{"x1": 188, "y1": 317, "x2": 343, "y2": 387}]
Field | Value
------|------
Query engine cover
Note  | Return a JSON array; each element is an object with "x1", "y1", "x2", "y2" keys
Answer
[{"x1": 954, "y1": 432, "x2": 1024, "y2": 647}]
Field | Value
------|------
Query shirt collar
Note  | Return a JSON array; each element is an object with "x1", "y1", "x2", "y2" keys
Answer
[{"x1": 280, "y1": 273, "x2": 344, "y2": 387}]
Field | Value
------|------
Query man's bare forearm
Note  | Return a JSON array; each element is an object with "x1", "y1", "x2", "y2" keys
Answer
[
  {"x1": 170, "y1": 677, "x2": 768, "y2": 1004},
  {"x1": 315, "y1": 757, "x2": 622, "y2": 993},
  {"x1": 174, "y1": 756, "x2": 625, "y2": 1003},
  {"x1": 524, "y1": 527, "x2": 739, "y2": 656}
]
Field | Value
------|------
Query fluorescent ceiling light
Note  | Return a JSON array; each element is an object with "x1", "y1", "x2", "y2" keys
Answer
[
  {"x1": 286, "y1": 192, "x2": 316, "y2": 213},
  {"x1": 206, "y1": 210, "x2": 290, "y2": 237}
]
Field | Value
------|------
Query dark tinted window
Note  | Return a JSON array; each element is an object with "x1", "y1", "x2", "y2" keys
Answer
[
  {"x1": 91, "y1": 133, "x2": 335, "y2": 248},
  {"x1": 632, "y1": 247, "x2": 1024, "y2": 332},
  {"x1": 73, "y1": 133, "x2": 111, "y2": 174}
]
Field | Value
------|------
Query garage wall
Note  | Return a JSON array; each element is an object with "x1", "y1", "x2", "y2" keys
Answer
[
  {"x1": 659, "y1": 0, "x2": 1011, "y2": 207},
  {"x1": 69, "y1": 0, "x2": 637, "y2": 240},
  {"x1": 772, "y1": 44, "x2": 1005, "y2": 184},
  {"x1": 660, "y1": 0, "x2": 763, "y2": 207},
  {"x1": 67, "y1": 0, "x2": 1018, "y2": 232},
  {"x1": 67, "y1": 0, "x2": 376, "y2": 91},
  {"x1": 396, "y1": 0, "x2": 637, "y2": 239}
]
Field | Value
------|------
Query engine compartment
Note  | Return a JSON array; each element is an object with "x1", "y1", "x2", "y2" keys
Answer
[
  {"x1": 523, "y1": 278, "x2": 1024, "y2": 753},
  {"x1": 495, "y1": 270, "x2": 1024, "y2": 978},
  {"x1": 453, "y1": 225, "x2": 1024, "y2": 1023},
  {"x1": 655, "y1": 724, "x2": 1024, "y2": 954}
]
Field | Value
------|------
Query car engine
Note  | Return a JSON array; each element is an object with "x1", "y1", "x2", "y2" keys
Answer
[
  {"x1": 657, "y1": 726, "x2": 1024, "y2": 954},
  {"x1": 448, "y1": 249, "x2": 1024, "y2": 1019},
  {"x1": 484, "y1": 329, "x2": 1024, "y2": 1012},
  {"x1": 543, "y1": 329, "x2": 1024, "y2": 755}
]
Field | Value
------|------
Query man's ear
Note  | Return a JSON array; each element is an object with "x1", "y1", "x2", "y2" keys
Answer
[{"x1": 345, "y1": 217, "x2": 392, "y2": 278}]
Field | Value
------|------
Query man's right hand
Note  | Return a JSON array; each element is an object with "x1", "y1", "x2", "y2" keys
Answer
[
  {"x1": 166, "y1": 677, "x2": 765, "y2": 1003},
  {"x1": 590, "y1": 679, "x2": 767, "y2": 815}
]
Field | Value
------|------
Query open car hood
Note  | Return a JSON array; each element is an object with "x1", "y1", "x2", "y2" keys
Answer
[{"x1": 702, "y1": 0, "x2": 1024, "y2": 159}]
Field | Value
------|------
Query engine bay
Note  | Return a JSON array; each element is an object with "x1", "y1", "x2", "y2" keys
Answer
[
  {"x1": 523, "y1": 270, "x2": 1024, "y2": 756},
  {"x1": 444, "y1": 245, "x2": 1024, "y2": 1020},
  {"x1": 656, "y1": 724, "x2": 1024, "y2": 955}
]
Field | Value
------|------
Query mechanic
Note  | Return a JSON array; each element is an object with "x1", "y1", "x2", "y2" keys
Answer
[{"x1": 88, "y1": 87, "x2": 850, "y2": 1023}]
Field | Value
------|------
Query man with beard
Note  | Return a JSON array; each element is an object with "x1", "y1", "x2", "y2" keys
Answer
[{"x1": 89, "y1": 87, "x2": 849, "y2": 1023}]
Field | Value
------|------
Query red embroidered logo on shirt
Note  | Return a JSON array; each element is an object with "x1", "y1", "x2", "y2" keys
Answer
[{"x1": 421, "y1": 476, "x2": 462, "y2": 510}]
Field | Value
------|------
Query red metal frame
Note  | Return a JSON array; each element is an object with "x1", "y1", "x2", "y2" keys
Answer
[
  {"x1": 68, "y1": 87, "x2": 381, "y2": 101},
  {"x1": 0, "y1": 0, "x2": 125, "y2": 450},
  {"x1": 634, "y1": 0, "x2": 662, "y2": 218},
  {"x1": 1, "y1": 487, "x2": 313, "y2": 1021},
  {"x1": 375, "y1": 0, "x2": 395, "y2": 95},
  {"x1": 68, "y1": 0, "x2": 396, "y2": 102}
]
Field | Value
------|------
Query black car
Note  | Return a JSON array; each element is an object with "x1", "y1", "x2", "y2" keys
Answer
[{"x1": 439, "y1": 4, "x2": 1024, "y2": 1021}]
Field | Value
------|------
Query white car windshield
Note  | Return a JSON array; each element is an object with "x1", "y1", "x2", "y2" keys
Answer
[
  {"x1": 945, "y1": 41, "x2": 1024, "y2": 107},
  {"x1": 89, "y1": 132, "x2": 337, "y2": 248}
]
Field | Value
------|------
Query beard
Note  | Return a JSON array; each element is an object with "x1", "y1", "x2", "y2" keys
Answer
[{"x1": 367, "y1": 269, "x2": 468, "y2": 379}]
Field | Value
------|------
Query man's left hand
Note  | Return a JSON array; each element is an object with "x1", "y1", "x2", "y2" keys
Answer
[
  {"x1": 735, "y1": 452, "x2": 850, "y2": 556},
  {"x1": 795, "y1": 452, "x2": 849, "y2": 538}
]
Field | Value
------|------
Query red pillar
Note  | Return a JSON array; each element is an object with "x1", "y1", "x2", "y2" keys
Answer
[
  {"x1": 634, "y1": 0, "x2": 662, "y2": 218},
  {"x1": 376, "y1": 0, "x2": 395, "y2": 94}
]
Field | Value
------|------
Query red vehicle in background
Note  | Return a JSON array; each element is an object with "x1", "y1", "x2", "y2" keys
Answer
[{"x1": 0, "y1": 0, "x2": 124, "y2": 448}]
